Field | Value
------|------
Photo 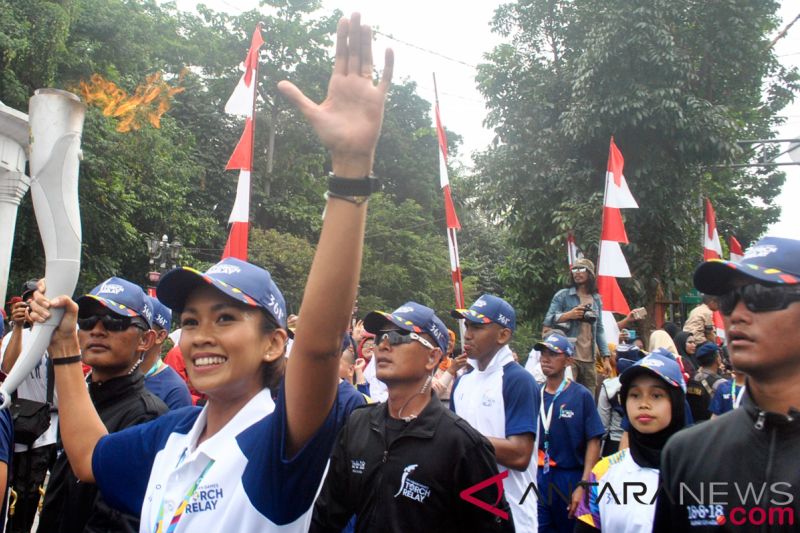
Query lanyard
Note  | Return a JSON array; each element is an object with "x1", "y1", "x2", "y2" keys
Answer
[
  {"x1": 731, "y1": 381, "x2": 745, "y2": 409},
  {"x1": 539, "y1": 378, "x2": 569, "y2": 474},
  {"x1": 540, "y1": 378, "x2": 569, "y2": 436},
  {"x1": 153, "y1": 451, "x2": 215, "y2": 533},
  {"x1": 145, "y1": 358, "x2": 164, "y2": 378}
]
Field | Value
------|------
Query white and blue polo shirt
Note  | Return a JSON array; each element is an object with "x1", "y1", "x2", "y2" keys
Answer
[
  {"x1": 451, "y1": 345, "x2": 540, "y2": 532},
  {"x1": 92, "y1": 386, "x2": 342, "y2": 532}
]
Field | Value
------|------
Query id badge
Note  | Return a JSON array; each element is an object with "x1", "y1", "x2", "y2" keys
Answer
[{"x1": 543, "y1": 452, "x2": 550, "y2": 474}]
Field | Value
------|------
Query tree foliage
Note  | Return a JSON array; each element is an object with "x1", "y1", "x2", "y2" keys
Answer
[
  {"x1": 1, "y1": 0, "x2": 484, "y2": 323},
  {"x1": 473, "y1": 0, "x2": 798, "y2": 321}
]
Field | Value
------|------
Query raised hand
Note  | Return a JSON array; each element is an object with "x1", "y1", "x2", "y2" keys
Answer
[{"x1": 277, "y1": 12, "x2": 394, "y2": 177}]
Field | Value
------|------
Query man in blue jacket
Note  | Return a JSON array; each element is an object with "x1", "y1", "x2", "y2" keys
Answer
[{"x1": 545, "y1": 258, "x2": 611, "y2": 391}]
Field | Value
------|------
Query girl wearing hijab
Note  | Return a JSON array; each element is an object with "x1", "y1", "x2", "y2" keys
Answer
[
  {"x1": 673, "y1": 331, "x2": 699, "y2": 374},
  {"x1": 576, "y1": 351, "x2": 687, "y2": 532}
]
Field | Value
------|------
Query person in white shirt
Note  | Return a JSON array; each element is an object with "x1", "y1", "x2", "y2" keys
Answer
[
  {"x1": 575, "y1": 350, "x2": 688, "y2": 533},
  {"x1": 451, "y1": 294, "x2": 540, "y2": 532},
  {"x1": 26, "y1": 15, "x2": 393, "y2": 532}
]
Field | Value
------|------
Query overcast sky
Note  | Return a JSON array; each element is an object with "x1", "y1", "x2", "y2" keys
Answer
[{"x1": 176, "y1": 0, "x2": 798, "y2": 241}]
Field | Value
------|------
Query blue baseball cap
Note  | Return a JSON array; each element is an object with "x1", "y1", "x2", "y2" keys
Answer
[
  {"x1": 694, "y1": 236, "x2": 800, "y2": 295},
  {"x1": 157, "y1": 257, "x2": 287, "y2": 328},
  {"x1": 695, "y1": 342, "x2": 719, "y2": 366},
  {"x1": 76, "y1": 277, "x2": 152, "y2": 327},
  {"x1": 146, "y1": 295, "x2": 172, "y2": 331},
  {"x1": 620, "y1": 349, "x2": 686, "y2": 392},
  {"x1": 533, "y1": 331, "x2": 575, "y2": 357},
  {"x1": 363, "y1": 301, "x2": 449, "y2": 353},
  {"x1": 451, "y1": 294, "x2": 516, "y2": 331},
  {"x1": 615, "y1": 343, "x2": 644, "y2": 361}
]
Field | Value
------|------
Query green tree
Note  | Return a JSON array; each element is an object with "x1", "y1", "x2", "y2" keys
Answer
[{"x1": 473, "y1": 0, "x2": 798, "y2": 322}]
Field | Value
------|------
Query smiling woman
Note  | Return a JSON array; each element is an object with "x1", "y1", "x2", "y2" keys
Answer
[{"x1": 26, "y1": 12, "x2": 393, "y2": 532}]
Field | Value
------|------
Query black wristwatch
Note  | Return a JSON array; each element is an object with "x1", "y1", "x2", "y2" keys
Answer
[{"x1": 326, "y1": 174, "x2": 381, "y2": 205}]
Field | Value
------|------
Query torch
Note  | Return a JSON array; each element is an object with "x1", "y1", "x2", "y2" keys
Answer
[{"x1": 0, "y1": 89, "x2": 85, "y2": 408}]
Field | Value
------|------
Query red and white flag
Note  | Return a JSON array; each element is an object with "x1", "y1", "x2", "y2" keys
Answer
[
  {"x1": 729, "y1": 236, "x2": 744, "y2": 262},
  {"x1": 597, "y1": 138, "x2": 637, "y2": 319},
  {"x1": 567, "y1": 232, "x2": 583, "y2": 267},
  {"x1": 222, "y1": 26, "x2": 264, "y2": 260},
  {"x1": 434, "y1": 96, "x2": 465, "y2": 309},
  {"x1": 703, "y1": 199, "x2": 723, "y2": 261}
]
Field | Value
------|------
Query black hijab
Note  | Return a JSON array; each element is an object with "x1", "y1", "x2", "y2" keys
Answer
[
  {"x1": 673, "y1": 331, "x2": 698, "y2": 373},
  {"x1": 621, "y1": 369, "x2": 686, "y2": 470}
]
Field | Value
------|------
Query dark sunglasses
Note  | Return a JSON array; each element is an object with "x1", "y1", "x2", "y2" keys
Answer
[
  {"x1": 377, "y1": 329, "x2": 435, "y2": 350},
  {"x1": 77, "y1": 314, "x2": 148, "y2": 332},
  {"x1": 719, "y1": 284, "x2": 800, "y2": 315}
]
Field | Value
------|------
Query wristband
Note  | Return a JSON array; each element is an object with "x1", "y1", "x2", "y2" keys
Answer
[
  {"x1": 327, "y1": 174, "x2": 381, "y2": 196},
  {"x1": 52, "y1": 355, "x2": 82, "y2": 366}
]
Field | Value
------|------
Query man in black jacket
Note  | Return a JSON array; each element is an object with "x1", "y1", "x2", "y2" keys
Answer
[
  {"x1": 37, "y1": 278, "x2": 167, "y2": 533},
  {"x1": 311, "y1": 302, "x2": 514, "y2": 532},
  {"x1": 654, "y1": 236, "x2": 800, "y2": 531}
]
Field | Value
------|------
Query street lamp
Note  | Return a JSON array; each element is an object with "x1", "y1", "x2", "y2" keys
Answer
[{"x1": 146, "y1": 234, "x2": 182, "y2": 292}]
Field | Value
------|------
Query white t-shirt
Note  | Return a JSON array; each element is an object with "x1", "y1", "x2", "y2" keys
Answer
[
  {"x1": 363, "y1": 356, "x2": 387, "y2": 402},
  {"x1": 1, "y1": 329, "x2": 59, "y2": 451},
  {"x1": 93, "y1": 387, "x2": 342, "y2": 532},
  {"x1": 576, "y1": 448, "x2": 660, "y2": 532},
  {"x1": 451, "y1": 346, "x2": 540, "y2": 532}
]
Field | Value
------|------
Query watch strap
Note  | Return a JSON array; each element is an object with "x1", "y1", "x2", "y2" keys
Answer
[{"x1": 327, "y1": 174, "x2": 381, "y2": 196}]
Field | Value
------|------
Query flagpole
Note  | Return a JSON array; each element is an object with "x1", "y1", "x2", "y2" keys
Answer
[
  {"x1": 597, "y1": 137, "x2": 613, "y2": 274},
  {"x1": 433, "y1": 73, "x2": 466, "y2": 352},
  {"x1": 248, "y1": 23, "x2": 261, "y2": 208}
]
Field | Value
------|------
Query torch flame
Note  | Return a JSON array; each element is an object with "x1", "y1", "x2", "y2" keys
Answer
[{"x1": 78, "y1": 71, "x2": 185, "y2": 132}]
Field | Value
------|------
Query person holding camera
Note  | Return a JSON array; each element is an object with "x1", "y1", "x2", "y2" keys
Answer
[{"x1": 545, "y1": 258, "x2": 611, "y2": 392}]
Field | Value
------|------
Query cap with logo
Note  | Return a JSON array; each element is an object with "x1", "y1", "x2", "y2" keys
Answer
[
  {"x1": 146, "y1": 295, "x2": 172, "y2": 331},
  {"x1": 694, "y1": 236, "x2": 800, "y2": 295},
  {"x1": 533, "y1": 331, "x2": 575, "y2": 357},
  {"x1": 619, "y1": 349, "x2": 686, "y2": 392},
  {"x1": 451, "y1": 294, "x2": 516, "y2": 331},
  {"x1": 157, "y1": 257, "x2": 286, "y2": 328},
  {"x1": 363, "y1": 301, "x2": 449, "y2": 353},
  {"x1": 76, "y1": 277, "x2": 153, "y2": 327}
]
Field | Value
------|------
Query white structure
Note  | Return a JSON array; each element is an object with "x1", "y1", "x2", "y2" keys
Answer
[{"x1": 0, "y1": 101, "x2": 30, "y2": 305}]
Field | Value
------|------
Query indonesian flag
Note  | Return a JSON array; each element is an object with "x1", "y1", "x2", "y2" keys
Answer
[
  {"x1": 729, "y1": 236, "x2": 744, "y2": 262},
  {"x1": 222, "y1": 26, "x2": 263, "y2": 260},
  {"x1": 435, "y1": 100, "x2": 464, "y2": 308},
  {"x1": 567, "y1": 232, "x2": 583, "y2": 267},
  {"x1": 703, "y1": 199, "x2": 723, "y2": 260},
  {"x1": 597, "y1": 138, "x2": 637, "y2": 318}
]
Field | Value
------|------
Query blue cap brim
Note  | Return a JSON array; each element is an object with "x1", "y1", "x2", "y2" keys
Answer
[
  {"x1": 363, "y1": 311, "x2": 425, "y2": 336},
  {"x1": 533, "y1": 341, "x2": 570, "y2": 355},
  {"x1": 157, "y1": 267, "x2": 260, "y2": 314},
  {"x1": 76, "y1": 294, "x2": 142, "y2": 319},
  {"x1": 694, "y1": 258, "x2": 800, "y2": 295},
  {"x1": 450, "y1": 308, "x2": 493, "y2": 324}
]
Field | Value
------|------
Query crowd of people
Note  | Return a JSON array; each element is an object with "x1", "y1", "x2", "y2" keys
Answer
[{"x1": 0, "y1": 11, "x2": 798, "y2": 533}]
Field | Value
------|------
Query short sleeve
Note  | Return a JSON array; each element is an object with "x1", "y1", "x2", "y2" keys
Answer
[
  {"x1": 582, "y1": 389, "x2": 606, "y2": 440},
  {"x1": 237, "y1": 384, "x2": 341, "y2": 526},
  {"x1": 92, "y1": 408, "x2": 199, "y2": 516},
  {"x1": 449, "y1": 375, "x2": 461, "y2": 413},
  {"x1": 501, "y1": 364, "x2": 538, "y2": 437},
  {"x1": 0, "y1": 410, "x2": 12, "y2": 465},
  {"x1": 575, "y1": 463, "x2": 604, "y2": 528},
  {"x1": 709, "y1": 382, "x2": 728, "y2": 415}
]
